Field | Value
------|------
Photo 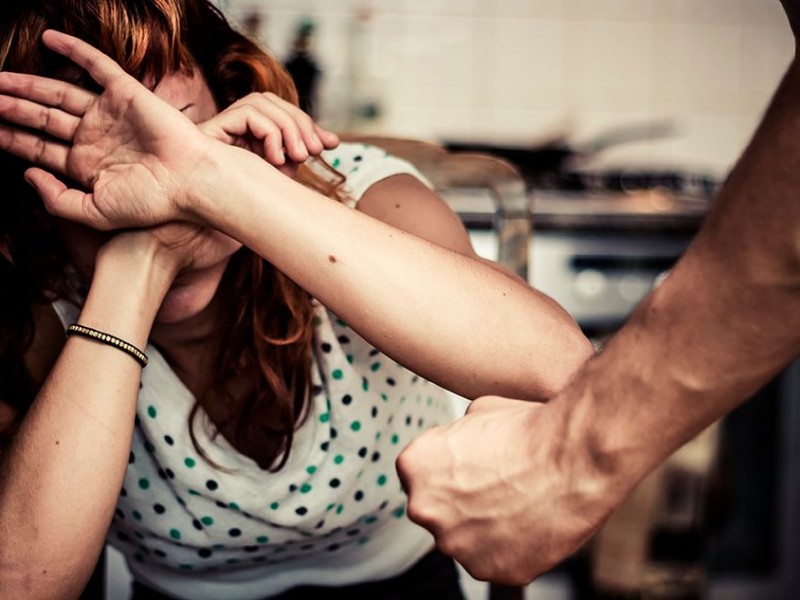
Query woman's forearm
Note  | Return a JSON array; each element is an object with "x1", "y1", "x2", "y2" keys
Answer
[
  {"x1": 190, "y1": 148, "x2": 593, "y2": 401},
  {"x1": 0, "y1": 240, "x2": 172, "y2": 600}
]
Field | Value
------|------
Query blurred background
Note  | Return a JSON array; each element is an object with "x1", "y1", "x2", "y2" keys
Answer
[
  {"x1": 107, "y1": 1, "x2": 800, "y2": 599},
  {"x1": 220, "y1": 0, "x2": 790, "y2": 177}
]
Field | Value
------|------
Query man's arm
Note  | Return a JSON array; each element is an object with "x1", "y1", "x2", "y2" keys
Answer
[{"x1": 397, "y1": 13, "x2": 800, "y2": 585}]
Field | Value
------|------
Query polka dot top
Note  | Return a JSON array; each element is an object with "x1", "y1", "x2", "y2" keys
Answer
[{"x1": 51, "y1": 143, "x2": 458, "y2": 600}]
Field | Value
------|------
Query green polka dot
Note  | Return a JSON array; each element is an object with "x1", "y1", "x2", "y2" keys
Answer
[
  {"x1": 393, "y1": 506, "x2": 406, "y2": 519},
  {"x1": 336, "y1": 504, "x2": 344, "y2": 515},
  {"x1": 334, "y1": 454, "x2": 344, "y2": 465},
  {"x1": 184, "y1": 457, "x2": 196, "y2": 468},
  {"x1": 201, "y1": 516, "x2": 214, "y2": 526},
  {"x1": 319, "y1": 412, "x2": 330, "y2": 423},
  {"x1": 335, "y1": 318, "x2": 347, "y2": 327},
  {"x1": 306, "y1": 465, "x2": 317, "y2": 475},
  {"x1": 138, "y1": 478, "x2": 150, "y2": 490},
  {"x1": 326, "y1": 502, "x2": 336, "y2": 511},
  {"x1": 300, "y1": 483, "x2": 312, "y2": 493},
  {"x1": 332, "y1": 369, "x2": 343, "y2": 380},
  {"x1": 391, "y1": 434, "x2": 400, "y2": 445},
  {"x1": 350, "y1": 421, "x2": 361, "y2": 432},
  {"x1": 377, "y1": 474, "x2": 387, "y2": 486},
  {"x1": 370, "y1": 362, "x2": 381, "y2": 372},
  {"x1": 375, "y1": 432, "x2": 382, "y2": 441},
  {"x1": 256, "y1": 535, "x2": 269, "y2": 544},
  {"x1": 362, "y1": 378, "x2": 369, "y2": 391},
  {"x1": 380, "y1": 393, "x2": 388, "y2": 402},
  {"x1": 132, "y1": 510, "x2": 143, "y2": 521},
  {"x1": 134, "y1": 532, "x2": 145, "y2": 541},
  {"x1": 228, "y1": 502, "x2": 240, "y2": 511},
  {"x1": 358, "y1": 536, "x2": 370, "y2": 545},
  {"x1": 144, "y1": 441, "x2": 156, "y2": 453},
  {"x1": 179, "y1": 564, "x2": 193, "y2": 570},
  {"x1": 188, "y1": 489, "x2": 200, "y2": 496},
  {"x1": 226, "y1": 558, "x2": 239, "y2": 565},
  {"x1": 332, "y1": 158, "x2": 341, "y2": 168},
  {"x1": 147, "y1": 405, "x2": 157, "y2": 418},
  {"x1": 169, "y1": 529, "x2": 181, "y2": 540},
  {"x1": 427, "y1": 397, "x2": 434, "y2": 406},
  {"x1": 364, "y1": 515, "x2": 378, "y2": 524},
  {"x1": 346, "y1": 354, "x2": 354, "y2": 364},
  {"x1": 270, "y1": 502, "x2": 280, "y2": 510}
]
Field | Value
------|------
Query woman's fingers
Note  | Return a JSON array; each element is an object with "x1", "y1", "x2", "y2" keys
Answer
[
  {"x1": 238, "y1": 94, "x2": 312, "y2": 161},
  {"x1": 314, "y1": 124, "x2": 340, "y2": 150},
  {"x1": 0, "y1": 72, "x2": 96, "y2": 116},
  {"x1": 259, "y1": 93, "x2": 327, "y2": 154},
  {"x1": 24, "y1": 167, "x2": 108, "y2": 229},
  {"x1": 200, "y1": 93, "x2": 338, "y2": 166},
  {"x1": 41, "y1": 29, "x2": 128, "y2": 89},
  {"x1": 0, "y1": 123, "x2": 69, "y2": 173},
  {"x1": 0, "y1": 94, "x2": 81, "y2": 141}
]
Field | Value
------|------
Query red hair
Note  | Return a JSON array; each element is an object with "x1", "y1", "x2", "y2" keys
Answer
[{"x1": 0, "y1": 0, "x2": 345, "y2": 470}]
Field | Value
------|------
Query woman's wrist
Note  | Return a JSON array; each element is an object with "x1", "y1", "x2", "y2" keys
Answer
[
  {"x1": 85, "y1": 236, "x2": 177, "y2": 347},
  {"x1": 180, "y1": 141, "x2": 283, "y2": 233}
]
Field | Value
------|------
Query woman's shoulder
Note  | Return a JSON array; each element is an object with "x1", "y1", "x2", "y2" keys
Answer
[{"x1": 321, "y1": 142, "x2": 431, "y2": 204}]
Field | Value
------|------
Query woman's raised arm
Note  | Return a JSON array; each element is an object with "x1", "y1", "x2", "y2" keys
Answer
[{"x1": 0, "y1": 30, "x2": 593, "y2": 402}]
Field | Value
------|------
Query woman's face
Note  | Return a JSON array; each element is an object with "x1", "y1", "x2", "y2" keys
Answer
[{"x1": 59, "y1": 66, "x2": 242, "y2": 325}]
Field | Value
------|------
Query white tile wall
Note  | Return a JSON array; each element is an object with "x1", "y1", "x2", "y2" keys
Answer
[{"x1": 224, "y1": 0, "x2": 793, "y2": 175}]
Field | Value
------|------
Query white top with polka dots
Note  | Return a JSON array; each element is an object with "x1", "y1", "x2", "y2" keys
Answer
[{"x1": 52, "y1": 143, "x2": 458, "y2": 600}]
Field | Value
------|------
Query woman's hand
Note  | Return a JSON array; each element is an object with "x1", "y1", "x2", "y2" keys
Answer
[
  {"x1": 198, "y1": 92, "x2": 338, "y2": 176},
  {"x1": 0, "y1": 30, "x2": 341, "y2": 234},
  {"x1": 0, "y1": 30, "x2": 215, "y2": 231},
  {"x1": 98, "y1": 223, "x2": 242, "y2": 281}
]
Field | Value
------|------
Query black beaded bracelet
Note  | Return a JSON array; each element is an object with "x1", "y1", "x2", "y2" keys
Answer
[{"x1": 66, "y1": 323, "x2": 148, "y2": 368}]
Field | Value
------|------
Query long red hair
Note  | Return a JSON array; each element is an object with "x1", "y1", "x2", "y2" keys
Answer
[{"x1": 0, "y1": 0, "x2": 344, "y2": 470}]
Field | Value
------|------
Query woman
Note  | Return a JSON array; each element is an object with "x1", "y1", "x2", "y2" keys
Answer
[{"x1": 0, "y1": 1, "x2": 593, "y2": 599}]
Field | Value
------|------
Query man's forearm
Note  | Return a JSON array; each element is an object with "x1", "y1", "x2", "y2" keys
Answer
[{"x1": 557, "y1": 55, "x2": 800, "y2": 494}]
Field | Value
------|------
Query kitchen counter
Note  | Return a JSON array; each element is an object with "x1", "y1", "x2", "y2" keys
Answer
[
  {"x1": 443, "y1": 188, "x2": 709, "y2": 233},
  {"x1": 533, "y1": 189, "x2": 708, "y2": 233}
]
